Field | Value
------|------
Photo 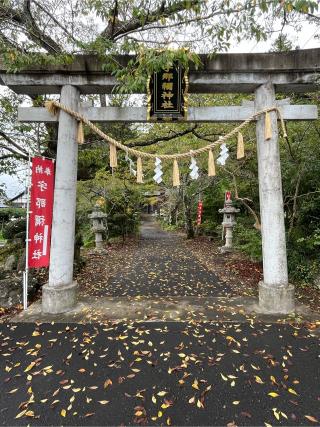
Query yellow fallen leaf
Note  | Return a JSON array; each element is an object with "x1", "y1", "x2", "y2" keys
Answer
[
  {"x1": 161, "y1": 403, "x2": 170, "y2": 409},
  {"x1": 24, "y1": 362, "x2": 35, "y2": 372},
  {"x1": 135, "y1": 410, "x2": 143, "y2": 417},
  {"x1": 232, "y1": 401, "x2": 240, "y2": 405},
  {"x1": 192, "y1": 379, "x2": 199, "y2": 390},
  {"x1": 188, "y1": 396, "x2": 195, "y2": 404},
  {"x1": 178, "y1": 353, "x2": 186, "y2": 358},
  {"x1": 197, "y1": 399, "x2": 204, "y2": 409},
  {"x1": 268, "y1": 392, "x2": 279, "y2": 398},
  {"x1": 167, "y1": 417, "x2": 172, "y2": 425},
  {"x1": 255, "y1": 375, "x2": 264, "y2": 384},
  {"x1": 25, "y1": 411, "x2": 34, "y2": 417},
  {"x1": 158, "y1": 411, "x2": 163, "y2": 417},
  {"x1": 288, "y1": 388, "x2": 298, "y2": 395},
  {"x1": 157, "y1": 391, "x2": 167, "y2": 396},
  {"x1": 98, "y1": 400, "x2": 109, "y2": 405},
  {"x1": 118, "y1": 335, "x2": 128, "y2": 340},
  {"x1": 272, "y1": 408, "x2": 280, "y2": 421},
  {"x1": 61, "y1": 409, "x2": 66, "y2": 417},
  {"x1": 15, "y1": 410, "x2": 27, "y2": 419},
  {"x1": 220, "y1": 373, "x2": 228, "y2": 381},
  {"x1": 32, "y1": 331, "x2": 40, "y2": 336},
  {"x1": 8, "y1": 388, "x2": 18, "y2": 394},
  {"x1": 152, "y1": 395, "x2": 157, "y2": 404}
]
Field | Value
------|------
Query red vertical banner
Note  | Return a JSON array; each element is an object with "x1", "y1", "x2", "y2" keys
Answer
[
  {"x1": 196, "y1": 200, "x2": 203, "y2": 225},
  {"x1": 28, "y1": 157, "x2": 55, "y2": 268}
]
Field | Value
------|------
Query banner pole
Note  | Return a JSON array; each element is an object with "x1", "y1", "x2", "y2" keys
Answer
[{"x1": 24, "y1": 152, "x2": 31, "y2": 310}]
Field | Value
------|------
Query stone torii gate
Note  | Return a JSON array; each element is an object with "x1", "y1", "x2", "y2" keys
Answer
[{"x1": 1, "y1": 49, "x2": 319, "y2": 315}]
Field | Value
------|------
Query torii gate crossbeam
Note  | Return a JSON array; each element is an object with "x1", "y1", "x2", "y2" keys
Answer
[{"x1": 1, "y1": 49, "x2": 319, "y2": 315}]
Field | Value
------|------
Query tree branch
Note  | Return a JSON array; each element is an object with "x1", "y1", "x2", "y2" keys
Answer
[
  {"x1": 0, "y1": 130, "x2": 28, "y2": 155},
  {"x1": 126, "y1": 124, "x2": 197, "y2": 148},
  {"x1": 0, "y1": 1, "x2": 63, "y2": 53},
  {"x1": 101, "y1": 0, "x2": 201, "y2": 40},
  {"x1": 0, "y1": 145, "x2": 28, "y2": 160},
  {"x1": 32, "y1": 0, "x2": 80, "y2": 46},
  {"x1": 225, "y1": 167, "x2": 261, "y2": 231}
]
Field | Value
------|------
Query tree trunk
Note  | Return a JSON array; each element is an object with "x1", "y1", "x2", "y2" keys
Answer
[{"x1": 183, "y1": 193, "x2": 194, "y2": 239}]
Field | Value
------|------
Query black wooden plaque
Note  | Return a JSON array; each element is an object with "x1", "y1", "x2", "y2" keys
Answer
[{"x1": 147, "y1": 65, "x2": 188, "y2": 121}]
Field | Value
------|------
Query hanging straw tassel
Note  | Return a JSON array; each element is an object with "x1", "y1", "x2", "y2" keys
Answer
[
  {"x1": 77, "y1": 121, "x2": 84, "y2": 145},
  {"x1": 44, "y1": 100, "x2": 59, "y2": 116},
  {"x1": 264, "y1": 111, "x2": 272, "y2": 140},
  {"x1": 172, "y1": 159, "x2": 180, "y2": 187},
  {"x1": 237, "y1": 132, "x2": 244, "y2": 159},
  {"x1": 208, "y1": 149, "x2": 216, "y2": 176},
  {"x1": 109, "y1": 143, "x2": 118, "y2": 168},
  {"x1": 136, "y1": 157, "x2": 143, "y2": 183}
]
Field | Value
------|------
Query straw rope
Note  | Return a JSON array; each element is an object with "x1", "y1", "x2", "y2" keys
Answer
[{"x1": 45, "y1": 100, "x2": 287, "y2": 161}]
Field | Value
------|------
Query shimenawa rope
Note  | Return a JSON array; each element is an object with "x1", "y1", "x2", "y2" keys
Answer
[{"x1": 45, "y1": 100, "x2": 287, "y2": 161}]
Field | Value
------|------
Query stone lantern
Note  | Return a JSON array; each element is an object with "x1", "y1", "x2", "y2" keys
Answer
[
  {"x1": 218, "y1": 193, "x2": 240, "y2": 253},
  {"x1": 88, "y1": 204, "x2": 107, "y2": 249}
]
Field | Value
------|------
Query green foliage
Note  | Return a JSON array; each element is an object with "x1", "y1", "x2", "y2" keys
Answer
[
  {"x1": 0, "y1": 208, "x2": 26, "y2": 222},
  {"x1": 0, "y1": 0, "x2": 318, "y2": 93},
  {"x1": 2, "y1": 218, "x2": 26, "y2": 240},
  {"x1": 233, "y1": 222, "x2": 262, "y2": 262},
  {"x1": 113, "y1": 48, "x2": 201, "y2": 93},
  {"x1": 77, "y1": 166, "x2": 142, "y2": 244}
]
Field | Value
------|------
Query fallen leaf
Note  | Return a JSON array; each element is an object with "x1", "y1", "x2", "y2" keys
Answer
[
  {"x1": 192, "y1": 379, "x2": 199, "y2": 390},
  {"x1": 305, "y1": 415, "x2": 319, "y2": 423},
  {"x1": 104, "y1": 379, "x2": 112, "y2": 389}
]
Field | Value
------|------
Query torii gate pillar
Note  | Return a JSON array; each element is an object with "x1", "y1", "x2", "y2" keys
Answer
[
  {"x1": 255, "y1": 82, "x2": 294, "y2": 313},
  {"x1": 42, "y1": 85, "x2": 79, "y2": 313}
]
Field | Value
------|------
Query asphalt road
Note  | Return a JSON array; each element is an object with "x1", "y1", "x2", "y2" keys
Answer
[
  {"x1": 0, "y1": 321, "x2": 319, "y2": 426},
  {"x1": 1, "y1": 217, "x2": 319, "y2": 426}
]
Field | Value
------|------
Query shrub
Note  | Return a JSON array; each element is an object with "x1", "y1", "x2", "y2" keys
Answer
[
  {"x1": 2, "y1": 218, "x2": 26, "y2": 240},
  {"x1": 233, "y1": 222, "x2": 262, "y2": 261}
]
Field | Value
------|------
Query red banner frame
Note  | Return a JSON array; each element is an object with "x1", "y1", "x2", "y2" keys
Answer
[{"x1": 28, "y1": 157, "x2": 55, "y2": 268}]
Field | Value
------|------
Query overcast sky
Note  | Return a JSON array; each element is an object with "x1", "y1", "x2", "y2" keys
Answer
[{"x1": 1, "y1": 20, "x2": 319, "y2": 200}]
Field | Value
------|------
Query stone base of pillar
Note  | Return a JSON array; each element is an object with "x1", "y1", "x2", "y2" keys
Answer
[
  {"x1": 42, "y1": 281, "x2": 78, "y2": 314},
  {"x1": 258, "y1": 281, "x2": 295, "y2": 314}
]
